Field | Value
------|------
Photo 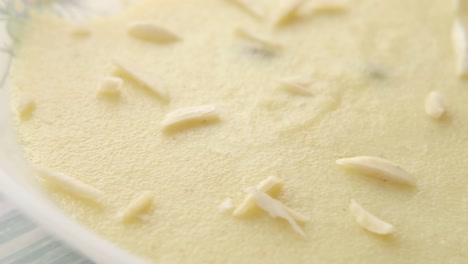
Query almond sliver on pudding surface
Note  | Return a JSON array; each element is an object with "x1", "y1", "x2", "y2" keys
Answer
[{"x1": 8, "y1": 0, "x2": 468, "y2": 263}]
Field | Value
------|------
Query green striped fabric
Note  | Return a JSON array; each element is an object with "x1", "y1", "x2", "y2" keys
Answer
[{"x1": 0, "y1": 195, "x2": 93, "y2": 264}]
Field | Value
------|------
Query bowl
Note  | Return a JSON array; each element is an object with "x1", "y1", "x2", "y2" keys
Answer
[{"x1": 0, "y1": 1, "x2": 149, "y2": 263}]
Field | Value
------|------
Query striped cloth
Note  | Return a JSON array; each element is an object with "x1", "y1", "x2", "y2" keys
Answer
[{"x1": 0, "y1": 195, "x2": 92, "y2": 264}]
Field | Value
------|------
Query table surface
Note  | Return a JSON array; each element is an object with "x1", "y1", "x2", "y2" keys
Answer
[{"x1": 0, "y1": 194, "x2": 93, "y2": 264}]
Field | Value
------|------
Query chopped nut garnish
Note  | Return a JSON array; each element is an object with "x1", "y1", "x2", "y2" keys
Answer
[
  {"x1": 336, "y1": 156, "x2": 416, "y2": 186},
  {"x1": 424, "y1": 91, "x2": 445, "y2": 119},
  {"x1": 118, "y1": 191, "x2": 153, "y2": 223},
  {"x1": 113, "y1": 58, "x2": 169, "y2": 101},
  {"x1": 35, "y1": 166, "x2": 104, "y2": 203},
  {"x1": 349, "y1": 199, "x2": 395, "y2": 235},
  {"x1": 127, "y1": 21, "x2": 180, "y2": 43},
  {"x1": 162, "y1": 105, "x2": 220, "y2": 131}
]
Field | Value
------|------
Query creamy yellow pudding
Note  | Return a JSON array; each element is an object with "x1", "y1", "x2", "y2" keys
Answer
[{"x1": 8, "y1": 0, "x2": 468, "y2": 263}]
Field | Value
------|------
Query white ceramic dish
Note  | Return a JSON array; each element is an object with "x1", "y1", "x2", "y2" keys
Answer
[{"x1": 0, "y1": 1, "x2": 149, "y2": 263}]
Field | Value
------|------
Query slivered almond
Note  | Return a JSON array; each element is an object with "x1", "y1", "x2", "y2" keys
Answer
[
  {"x1": 235, "y1": 27, "x2": 281, "y2": 50},
  {"x1": 161, "y1": 105, "x2": 220, "y2": 131},
  {"x1": 452, "y1": 19, "x2": 468, "y2": 78},
  {"x1": 113, "y1": 58, "x2": 168, "y2": 101},
  {"x1": 35, "y1": 166, "x2": 104, "y2": 203},
  {"x1": 226, "y1": 0, "x2": 265, "y2": 18},
  {"x1": 97, "y1": 76, "x2": 122, "y2": 98},
  {"x1": 336, "y1": 156, "x2": 416, "y2": 186},
  {"x1": 284, "y1": 206, "x2": 309, "y2": 223},
  {"x1": 17, "y1": 98, "x2": 36, "y2": 120},
  {"x1": 425, "y1": 91, "x2": 445, "y2": 119},
  {"x1": 127, "y1": 21, "x2": 180, "y2": 43},
  {"x1": 219, "y1": 198, "x2": 235, "y2": 213},
  {"x1": 245, "y1": 187, "x2": 305, "y2": 236},
  {"x1": 279, "y1": 76, "x2": 313, "y2": 96},
  {"x1": 272, "y1": 0, "x2": 304, "y2": 26},
  {"x1": 233, "y1": 176, "x2": 283, "y2": 216},
  {"x1": 118, "y1": 191, "x2": 153, "y2": 223},
  {"x1": 349, "y1": 199, "x2": 395, "y2": 235}
]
